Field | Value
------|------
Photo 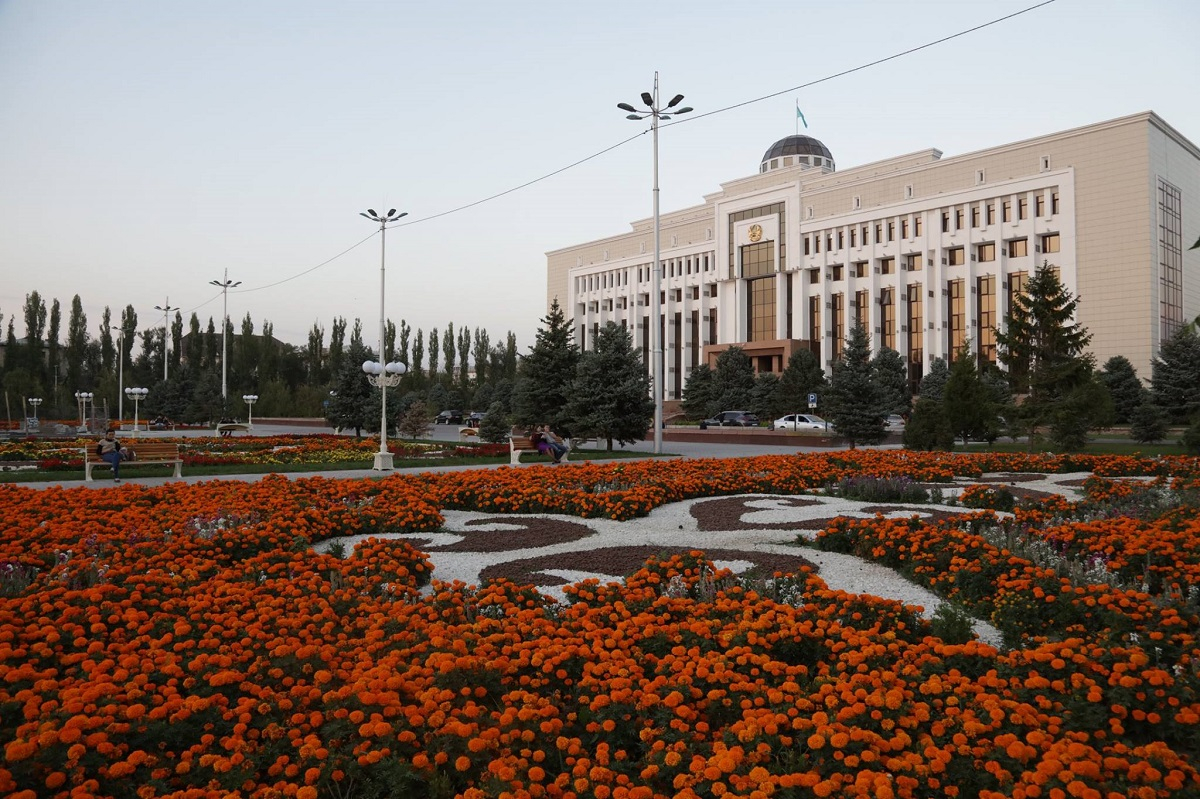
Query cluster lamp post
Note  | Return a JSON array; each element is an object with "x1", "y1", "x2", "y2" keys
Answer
[
  {"x1": 242, "y1": 394, "x2": 258, "y2": 430},
  {"x1": 617, "y1": 73, "x2": 692, "y2": 455},
  {"x1": 154, "y1": 298, "x2": 179, "y2": 381},
  {"x1": 360, "y1": 208, "x2": 408, "y2": 470},
  {"x1": 125, "y1": 387, "x2": 149, "y2": 435},
  {"x1": 209, "y1": 270, "x2": 242, "y2": 401},
  {"x1": 27, "y1": 398, "x2": 42, "y2": 430},
  {"x1": 74, "y1": 391, "x2": 94, "y2": 432}
]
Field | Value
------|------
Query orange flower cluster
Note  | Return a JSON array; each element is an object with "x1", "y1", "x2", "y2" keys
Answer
[{"x1": 1, "y1": 453, "x2": 1199, "y2": 797}]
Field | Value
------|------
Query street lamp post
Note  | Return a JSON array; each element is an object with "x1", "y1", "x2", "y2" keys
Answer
[
  {"x1": 209, "y1": 270, "x2": 242, "y2": 402},
  {"x1": 360, "y1": 208, "x2": 409, "y2": 470},
  {"x1": 154, "y1": 298, "x2": 179, "y2": 382},
  {"x1": 125, "y1": 387, "x2": 149, "y2": 435},
  {"x1": 27, "y1": 397, "x2": 41, "y2": 432},
  {"x1": 242, "y1": 394, "x2": 258, "y2": 430},
  {"x1": 110, "y1": 326, "x2": 125, "y2": 423},
  {"x1": 618, "y1": 73, "x2": 692, "y2": 455},
  {"x1": 74, "y1": 391, "x2": 94, "y2": 433}
]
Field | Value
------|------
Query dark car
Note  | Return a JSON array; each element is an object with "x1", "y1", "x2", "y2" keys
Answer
[
  {"x1": 465, "y1": 411, "x2": 487, "y2": 428},
  {"x1": 703, "y1": 410, "x2": 760, "y2": 427},
  {"x1": 435, "y1": 409, "x2": 464, "y2": 425}
]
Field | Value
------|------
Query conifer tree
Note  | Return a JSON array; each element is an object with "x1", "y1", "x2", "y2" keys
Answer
[
  {"x1": 825, "y1": 325, "x2": 888, "y2": 448},
  {"x1": 870, "y1": 347, "x2": 911, "y2": 416},
  {"x1": 1151, "y1": 327, "x2": 1200, "y2": 423},
  {"x1": 513, "y1": 299, "x2": 579, "y2": 433},
  {"x1": 1099, "y1": 356, "x2": 1145, "y2": 423},
  {"x1": 565, "y1": 322, "x2": 652, "y2": 450},
  {"x1": 918, "y1": 357, "x2": 950, "y2": 402},
  {"x1": 776, "y1": 348, "x2": 827, "y2": 418},
  {"x1": 711, "y1": 346, "x2": 756, "y2": 416},
  {"x1": 681, "y1": 363, "x2": 715, "y2": 421}
]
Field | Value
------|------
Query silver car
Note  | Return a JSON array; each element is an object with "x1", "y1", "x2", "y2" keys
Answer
[{"x1": 772, "y1": 413, "x2": 830, "y2": 431}]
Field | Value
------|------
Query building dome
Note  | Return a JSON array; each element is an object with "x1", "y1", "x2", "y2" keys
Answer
[{"x1": 759, "y1": 135, "x2": 834, "y2": 172}]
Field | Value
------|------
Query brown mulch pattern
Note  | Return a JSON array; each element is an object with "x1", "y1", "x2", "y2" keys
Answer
[
  {"x1": 479, "y1": 546, "x2": 819, "y2": 587},
  {"x1": 858, "y1": 506, "x2": 980, "y2": 523},
  {"x1": 691, "y1": 496, "x2": 824, "y2": 531},
  {"x1": 404, "y1": 517, "x2": 596, "y2": 553},
  {"x1": 980, "y1": 473, "x2": 1049, "y2": 483}
]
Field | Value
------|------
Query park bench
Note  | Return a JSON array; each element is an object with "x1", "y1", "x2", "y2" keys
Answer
[
  {"x1": 84, "y1": 442, "x2": 183, "y2": 482},
  {"x1": 216, "y1": 423, "x2": 249, "y2": 438},
  {"x1": 507, "y1": 435, "x2": 569, "y2": 466},
  {"x1": 459, "y1": 426, "x2": 479, "y2": 441}
]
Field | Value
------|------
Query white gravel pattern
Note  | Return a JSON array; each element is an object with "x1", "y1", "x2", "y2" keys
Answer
[{"x1": 316, "y1": 472, "x2": 1097, "y2": 650}]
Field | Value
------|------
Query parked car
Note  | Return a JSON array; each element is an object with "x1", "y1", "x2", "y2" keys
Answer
[
  {"x1": 885, "y1": 414, "x2": 907, "y2": 432},
  {"x1": 435, "y1": 409, "x2": 464, "y2": 425},
  {"x1": 465, "y1": 411, "x2": 487, "y2": 428},
  {"x1": 771, "y1": 413, "x2": 830, "y2": 431},
  {"x1": 703, "y1": 410, "x2": 760, "y2": 427}
]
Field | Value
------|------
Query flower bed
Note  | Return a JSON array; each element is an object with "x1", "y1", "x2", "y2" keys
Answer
[{"x1": 1, "y1": 453, "x2": 1199, "y2": 797}]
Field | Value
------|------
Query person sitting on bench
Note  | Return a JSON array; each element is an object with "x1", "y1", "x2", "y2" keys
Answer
[{"x1": 96, "y1": 429, "x2": 127, "y2": 482}]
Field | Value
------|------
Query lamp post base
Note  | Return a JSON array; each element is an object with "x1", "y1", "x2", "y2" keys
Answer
[{"x1": 372, "y1": 452, "x2": 395, "y2": 471}]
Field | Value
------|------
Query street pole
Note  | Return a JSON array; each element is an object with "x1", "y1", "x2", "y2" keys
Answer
[
  {"x1": 155, "y1": 298, "x2": 179, "y2": 382},
  {"x1": 110, "y1": 326, "x2": 124, "y2": 423},
  {"x1": 618, "y1": 74, "x2": 692, "y2": 455},
  {"x1": 210, "y1": 270, "x2": 242, "y2": 403},
  {"x1": 360, "y1": 208, "x2": 408, "y2": 470}
]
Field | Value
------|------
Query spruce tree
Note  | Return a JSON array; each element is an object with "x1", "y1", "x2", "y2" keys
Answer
[
  {"x1": 513, "y1": 299, "x2": 579, "y2": 434},
  {"x1": 903, "y1": 398, "x2": 954, "y2": 451},
  {"x1": 825, "y1": 325, "x2": 888, "y2": 448},
  {"x1": 1151, "y1": 327, "x2": 1200, "y2": 423},
  {"x1": 326, "y1": 337, "x2": 374, "y2": 437},
  {"x1": 995, "y1": 263, "x2": 1105, "y2": 448},
  {"x1": 565, "y1": 322, "x2": 652, "y2": 450},
  {"x1": 1100, "y1": 356, "x2": 1145, "y2": 423},
  {"x1": 711, "y1": 346, "x2": 756, "y2": 416},
  {"x1": 870, "y1": 346, "x2": 911, "y2": 416},
  {"x1": 750, "y1": 372, "x2": 782, "y2": 421},
  {"x1": 943, "y1": 346, "x2": 995, "y2": 445},
  {"x1": 681, "y1": 363, "x2": 715, "y2": 421},
  {"x1": 776, "y1": 348, "x2": 827, "y2": 418},
  {"x1": 1129, "y1": 401, "x2": 1168, "y2": 444},
  {"x1": 918, "y1": 357, "x2": 950, "y2": 402}
]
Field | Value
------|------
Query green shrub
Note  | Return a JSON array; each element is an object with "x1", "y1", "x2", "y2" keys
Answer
[
  {"x1": 829, "y1": 475, "x2": 929, "y2": 503},
  {"x1": 930, "y1": 602, "x2": 975, "y2": 644}
]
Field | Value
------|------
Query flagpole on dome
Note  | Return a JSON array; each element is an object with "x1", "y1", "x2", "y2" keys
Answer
[{"x1": 795, "y1": 99, "x2": 808, "y2": 134}]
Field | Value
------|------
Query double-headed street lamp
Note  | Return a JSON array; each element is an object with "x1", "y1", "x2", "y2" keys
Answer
[
  {"x1": 154, "y1": 298, "x2": 179, "y2": 381},
  {"x1": 74, "y1": 391, "x2": 94, "y2": 432},
  {"x1": 242, "y1": 394, "x2": 258, "y2": 430},
  {"x1": 125, "y1": 387, "x2": 149, "y2": 434},
  {"x1": 360, "y1": 208, "x2": 408, "y2": 470},
  {"x1": 209, "y1": 269, "x2": 242, "y2": 402},
  {"x1": 618, "y1": 73, "x2": 692, "y2": 455}
]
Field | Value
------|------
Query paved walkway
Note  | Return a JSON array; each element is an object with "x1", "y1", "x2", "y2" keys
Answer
[{"x1": 21, "y1": 423, "x2": 896, "y2": 490}]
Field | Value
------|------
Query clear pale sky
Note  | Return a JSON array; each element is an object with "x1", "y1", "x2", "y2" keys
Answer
[{"x1": 1, "y1": 0, "x2": 1197, "y2": 354}]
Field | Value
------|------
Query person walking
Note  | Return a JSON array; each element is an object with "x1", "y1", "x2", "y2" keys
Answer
[{"x1": 96, "y1": 429, "x2": 126, "y2": 482}]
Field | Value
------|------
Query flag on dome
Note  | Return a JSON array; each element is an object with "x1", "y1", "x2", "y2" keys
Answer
[{"x1": 795, "y1": 101, "x2": 808, "y2": 129}]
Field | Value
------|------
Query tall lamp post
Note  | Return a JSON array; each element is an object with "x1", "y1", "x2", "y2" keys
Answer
[
  {"x1": 618, "y1": 73, "x2": 692, "y2": 455},
  {"x1": 209, "y1": 269, "x2": 242, "y2": 402},
  {"x1": 27, "y1": 397, "x2": 41, "y2": 432},
  {"x1": 125, "y1": 387, "x2": 148, "y2": 435},
  {"x1": 242, "y1": 394, "x2": 258, "y2": 430},
  {"x1": 359, "y1": 207, "x2": 408, "y2": 470},
  {"x1": 110, "y1": 325, "x2": 125, "y2": 423},
  {"x1": 154, "y1": 298, "x2": 179, "y2": 382}
]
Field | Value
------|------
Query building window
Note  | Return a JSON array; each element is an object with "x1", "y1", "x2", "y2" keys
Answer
[
  {"x1": 826, "y1": 234, "x2": 833, "y2": 251},
  {"x1": 1051, "y1": 192, "x2": 1060, "y2": 215},
  {"x1": 914, "y1": 215, "x2": 922, "y2": 236},
  {"x1": 880, "y1": 257, "x2": 895, "y2": 275},
  {"x1": 941, "y1": 212, "x2": 950, "y2": 233},
  {"x1": 955, "y1": 209, "x2": 965, "y2": 230},
  {"x1": 861, "y1": 225, "x2": 870, "y2": 244},
  {"x1": 837, "y1": 231, "x2": 845, "y2": 250},
  {"x1": 1003, "y1": 201, "x2": 1012, "y2": 223},
  {"x1": 831, "y1": 293, "x2": 845, "y2": 360},
  {"x1": 976, "y1": 169, "x2": 985, "y2": 184},
  {"x1": 971, "y1": 206, "x2": 980, "y2": 228},
  {"x1": 905, "y1": 184, "x2": 914, "y2": 199},
  {"x1": 808, "y1": 296, "x2": 821, "y2": 355},
  {"x1": 948, "y1": 279, "x2": 966, "y2": 357},
  {"x1": 804, "y1": 236, "x2": 811, "y2": 256},
  {"x1": 977, "y1": 275, "x2": 996, "y2": 364},
  {"x1": 986, "y1": 204, "x2": 995, "y2": 225},
  {"x1": 747, "y1": 277, "x2": 775, "y2": 342},
  {"x1": 741, "y1": 240, "x2": 773, "y2": 278},
  {"x1": 1008, "y1": 238, "x2": 1028, "y2": 258},
  {"x1": 875, "y1": 224, "x2": 883, "y2": 243},
  {"x1": 809, "y1": 268, "x2": 820, "y2": 285},
  {"x1": 880, "y1": 288, "x2": 895, "y2": 351},
  {"x1": 1018, "y1": 197, "x2": 1028, "y2": 220},
  {"x1": 887, "y1": 221, "x2": 895, "y2": 242},
  {"x1": 1160, "y1": 178, "x2": 1184, "y2": 340},
  {"x1": 830, "y1": 264, "x2": 844, "y2": 281},
  {"x1": 906, "y1": 254, "x2": 921, "y2": 272},
  {"x1": 1041, "y1": 155, "x2": 1051, "y2": 172},
  {"x1": 907, "y1": 283, "x2": 923, "y2": 394},
  {"x1": 850, "y1": 227, "x2": 857, "y2": 247},
  {"x1": 901, "y1": 218, "x2": 909, "y2": 239},
  {"x1": 1036, "y1": 194, "x2": 1045, "y2": 217},
  {"x1": 947, "y1": 247, "x2": 965, "y2": 266},
  {"x1": 855, "y1": 290, "x2": 870, "y2": 331},
  {"x1": 977, "y1": 243, "x2": 996, "y2": 263},
  {"x1": 855, "y1": 262, "x2": 868, "y2": 278},
  {"x1": 708, "y1": 309, "x2": 717, "y2": 346},
  {"x1": 1008, "y1": 271, "x2": 1028, "y2": 313},
  {"x1": 1040, "y1": 233, "x2": 1060, "y2": 254},
  {"x1": 728, "y1": 202, "x2": 785, "y2": 274},
  {"x1": 853, "y1": 196, "x2": 861, "y2": 210}
]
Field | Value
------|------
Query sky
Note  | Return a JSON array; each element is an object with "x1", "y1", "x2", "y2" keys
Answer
[{"x1": 1, "y1": 0, "x2": 1197, "y2": 356}]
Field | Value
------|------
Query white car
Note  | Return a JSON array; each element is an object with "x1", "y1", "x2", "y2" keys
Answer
[
  {"x1": 772, "y1": 413, "x2": 831, "y2": 431},
  {"x1": 885, "y1": 414, "x2": 907, "y2": 432}
]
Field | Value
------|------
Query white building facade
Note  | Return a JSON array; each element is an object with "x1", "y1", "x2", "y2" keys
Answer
[{"x1": 546, "y1": 112, "x2": 1200, "y2": 404}]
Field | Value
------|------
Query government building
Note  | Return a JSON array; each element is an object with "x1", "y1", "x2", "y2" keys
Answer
[{"x1": 545, "y1": 111, "x2": 1198, "y2": 403}]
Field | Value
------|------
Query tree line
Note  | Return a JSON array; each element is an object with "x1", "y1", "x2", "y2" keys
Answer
[{"x1": 0, "y1": 290, "x2": 520, "y2": 426}]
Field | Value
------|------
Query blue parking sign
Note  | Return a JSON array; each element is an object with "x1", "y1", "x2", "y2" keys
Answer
[{"x1": 807, "y1": 393, "x2": 818, "y2": 408}]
